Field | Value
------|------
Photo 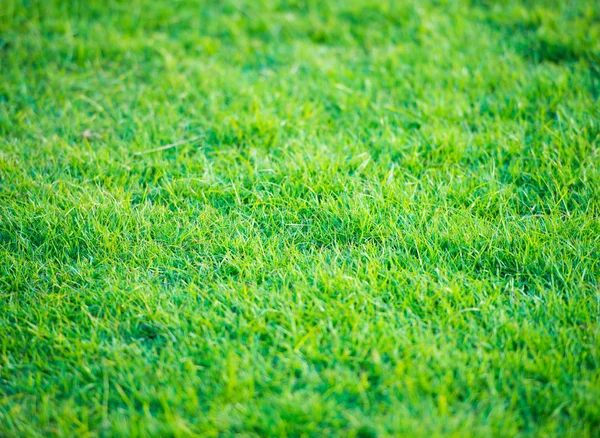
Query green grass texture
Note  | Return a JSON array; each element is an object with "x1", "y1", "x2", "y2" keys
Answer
[{"x1": 1, "y1": 0, "x2": 599, "y2": 436}]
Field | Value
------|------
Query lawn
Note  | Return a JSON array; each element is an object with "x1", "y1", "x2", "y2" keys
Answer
[{"x1": 1, "y1": 0, "x2": 599, "y2": 436}]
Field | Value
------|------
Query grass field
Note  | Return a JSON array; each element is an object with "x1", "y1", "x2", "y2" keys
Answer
[{"x1": 1, "y1": 0, "x2": 600, "y2": 436}]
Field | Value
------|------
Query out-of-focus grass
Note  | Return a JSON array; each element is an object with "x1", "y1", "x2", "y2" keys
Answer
[{"x1": 1, "y1": 0, "x2": 599, "y2": 436}]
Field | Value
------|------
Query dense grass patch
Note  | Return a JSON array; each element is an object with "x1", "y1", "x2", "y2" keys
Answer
[{"x1": 1, "y1": 0, "x2": 599, "y2": 436}]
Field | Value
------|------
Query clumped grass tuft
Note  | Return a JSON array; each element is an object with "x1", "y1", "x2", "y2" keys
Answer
[{"x1": 1, "y1": 0, "x2": 599, "y2": 436}]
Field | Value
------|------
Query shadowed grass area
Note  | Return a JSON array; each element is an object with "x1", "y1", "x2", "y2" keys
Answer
[{"x1": 1, "y1": 0, "x2": 599, "y2": 436}]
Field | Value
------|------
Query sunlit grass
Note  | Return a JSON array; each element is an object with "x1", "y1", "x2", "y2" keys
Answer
[{"x1": 1, "y1": 0, "x2": 599, "y2": 436}]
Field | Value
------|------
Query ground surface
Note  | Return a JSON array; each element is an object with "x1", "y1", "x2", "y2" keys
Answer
[{"x1": 1, "y1": 0, "x2": 599, "y2": 436}]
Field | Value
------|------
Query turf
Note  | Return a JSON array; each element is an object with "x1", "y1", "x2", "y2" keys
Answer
[{"x1": 1, "y1": 0, "x2": 599, "y2": 436}]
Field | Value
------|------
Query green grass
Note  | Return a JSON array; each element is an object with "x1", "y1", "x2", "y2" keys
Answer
[{"x1": 1, "y1": 0, "x2": 599, "y2": 436}]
